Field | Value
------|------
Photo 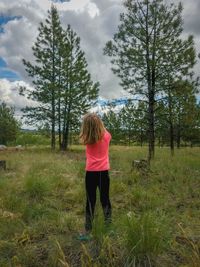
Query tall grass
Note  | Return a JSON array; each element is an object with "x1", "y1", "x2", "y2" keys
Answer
[
  {"x1": 25, "y1": 174, "x2": 51, "y2": 200},
  {"x1": 0, "y1": 146, "x2": 199, "y2": 266},
  {"x1": 175, "y1": 223, "x2": 200, "y2": 267},
  {"x1": 120, "y1": 211, "x2": 169, "y2": 265}
]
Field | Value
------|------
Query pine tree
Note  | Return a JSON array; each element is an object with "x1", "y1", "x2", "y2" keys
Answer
[
  {"x1": 104, "y1": 0, "x2": 196, "y2": 161},
  {"x1": 21, "y1": 6, "x2": 99, "y2": 150},
  {"x1": 155, "y1": 79, "x2": 199, "y2": 149},
  {"x1": 159, "y1": 31, "x2": 196, "y2": 154},
  {"x1": 21, "y1": 5, "x2": 62, "y2": 149},
  {"x1": 172, "y1": 80, "x2": 199, "y2": 148},
  {"x1": 59, "y1": 25, "x2": 99, "y2": 150}
]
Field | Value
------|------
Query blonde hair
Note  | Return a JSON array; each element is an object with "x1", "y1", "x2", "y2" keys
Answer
[{"x1": 80, "y1": 113, "x2": 105, "y2": 145}]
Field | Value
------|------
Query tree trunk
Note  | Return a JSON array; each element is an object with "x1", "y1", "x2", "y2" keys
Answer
[
  {"x1": 140, "y1": 128, "x2": 143, "y2": 147},
  {"x1": 146, "y1": 0, "x2": 155, "y2": 163},
  {"x1": 61, "y1": 111, "x2": 67, "y2": 151},
  {"x1": 177, "y1": 105, "x2": 181, "y2": 148},
  {"x1": 62, "y1": 126, "x2": 69, "y2": 151},
  {"x1": 51, "y1": 112, "x2": 55, "y2": 150},
  {"x1": 168, "y1": 89, "x2": 174, "y2": 156},
  {"x1": 51, "y1": 23, "x2": 56, "y2": 150},
  {"x1": 148, "y1": 97, "x2": 155, "y2": 161},
  {"x1": 58, "y1": 56, "x2": 62, "y2": 150},
  {"x1": 128, "y1": 126, "x2": 131, "y2": 146},
  {"x1": 177, "y1": 126, "x2": 181, "y2": 148},
  {"x1": 63, "y1": 43, "x2": 74, "y2": 151},
  {"x1": 149, "y1": 5, "x2": 157, "y2": 160},
  {"x1": 61, "y1": 42, "x2": 73, "y2": 152},
  {"x1": 169, "y1": 121, "x2": 174, "y2": 156},
  {"x1": 58, "y1": 96, "x2": 61, "y2": 150},
  {"x1": 69, "y1": 129, "x2": 73, "y2": 146},
  {"x1": 61, "y1": 106, "x2": 71, "y2": 151}
]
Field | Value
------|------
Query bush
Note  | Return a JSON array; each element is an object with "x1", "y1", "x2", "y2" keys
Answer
[
  {"x1": 0, "y1": 102, "x2": 20, "y2": 145},
  {"x1": 15, "y1": 132, "x2": 50, "y2": 146}
]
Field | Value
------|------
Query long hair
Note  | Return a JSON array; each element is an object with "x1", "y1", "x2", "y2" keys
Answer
[{"x1": 80, "y1": 113, "x2": 105, "y2": 145}]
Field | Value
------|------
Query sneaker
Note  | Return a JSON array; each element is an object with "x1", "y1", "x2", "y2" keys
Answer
[{"x1": 77, "y1": 232, "x2": 92, "y2": 241}]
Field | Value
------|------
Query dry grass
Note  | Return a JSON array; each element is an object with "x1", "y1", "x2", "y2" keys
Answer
[{"x1": 0, "y1": 145, "x2": 199, "y2": 266}]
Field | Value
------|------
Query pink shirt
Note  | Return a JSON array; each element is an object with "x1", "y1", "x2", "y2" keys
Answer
[{"x1": 85, "y1": 130, "x2": 111, "y2": 171}]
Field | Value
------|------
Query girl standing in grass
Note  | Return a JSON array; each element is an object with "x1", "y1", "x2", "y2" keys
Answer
[{"x1": 80, "y1": 113, "x2": 112, "y2": 234}]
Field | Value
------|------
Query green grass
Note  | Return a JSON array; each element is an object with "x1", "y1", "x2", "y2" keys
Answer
[
  {"x1": 120, "y1": 211, "x2": 170, "y2": 266},
  {"x1": 0, "y1": 146, "x2": 199, "y2": 266}
]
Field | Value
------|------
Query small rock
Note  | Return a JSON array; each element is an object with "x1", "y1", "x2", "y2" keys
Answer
[{"x1": 0, "y1": 145, "x2": 7, "y2": 151}]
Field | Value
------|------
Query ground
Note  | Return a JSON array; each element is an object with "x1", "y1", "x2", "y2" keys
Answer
[{"x1": 0, "y1": 146, "x2": 199, "y2": 266}]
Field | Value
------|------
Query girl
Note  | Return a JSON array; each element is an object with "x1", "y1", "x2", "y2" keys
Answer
[{"x1": 80, "y1": 113, "x2": 112, "y2": 233}]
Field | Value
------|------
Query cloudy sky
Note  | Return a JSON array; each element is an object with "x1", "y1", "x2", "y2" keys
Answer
[{"x1": 0, "y1": 0, "x2": 200, "y2": 122}]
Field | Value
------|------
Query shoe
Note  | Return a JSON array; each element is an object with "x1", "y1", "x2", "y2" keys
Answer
[{"x1": 77, "y1": 232, "x2": 92, "y2": 241}]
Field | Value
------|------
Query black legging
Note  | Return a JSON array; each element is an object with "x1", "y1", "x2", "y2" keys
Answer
[{"x1": 85, "y1": 170, "x2": 112, "y2": 231}]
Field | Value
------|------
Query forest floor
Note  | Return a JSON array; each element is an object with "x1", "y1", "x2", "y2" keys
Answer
[{"x1": 0, "y1": 146, "x2": 200, "y2": 267}]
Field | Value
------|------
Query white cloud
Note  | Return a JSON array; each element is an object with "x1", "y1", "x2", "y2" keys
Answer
[
  {"x1": 0, "y1": 0, "x2": 199, "y2": 111},
  {"x1": 0, "y1": 0, "x2": 124, "y2": 99},
  {"x1": 0, "y1": 17, "x2": 38, "y2": 81},
  {"x1": 0, "y1": 79, "x2": 37, "y2": 119},
  {"x1": 59, "y1": 2, "x2": 123, "y2": 98}
]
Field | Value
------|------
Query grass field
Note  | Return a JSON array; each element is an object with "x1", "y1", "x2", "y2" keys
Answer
[{"x1": 0, "y1": 146, "x2": 199, "y2": 267}]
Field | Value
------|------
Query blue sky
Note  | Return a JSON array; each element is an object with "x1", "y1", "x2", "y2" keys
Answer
[
  {"x1": 0, "y1": 57, "x2": 20, "y2": 81},
  {"x1": 0, "y1": 15, "x2": 21, "y2": 33},
  {"x1": 0, "y1": 16, "x2": 21, "y2": 81}
]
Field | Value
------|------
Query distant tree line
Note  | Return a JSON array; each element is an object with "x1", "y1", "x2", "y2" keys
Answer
[
  {"x1": 101, "y1": 83, "x2": 200, "y2": 150},
  {"x1": 0, "y1": 102, "x2": 20, "y2": 145}
]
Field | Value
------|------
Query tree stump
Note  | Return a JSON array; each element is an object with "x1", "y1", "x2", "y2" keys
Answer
[
  {"x1": 0, "y1": 160, "x2": 6, "y2": 170},
  {"x1": 132, "y1": 159, "x2": 149, "y2": 175}
]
